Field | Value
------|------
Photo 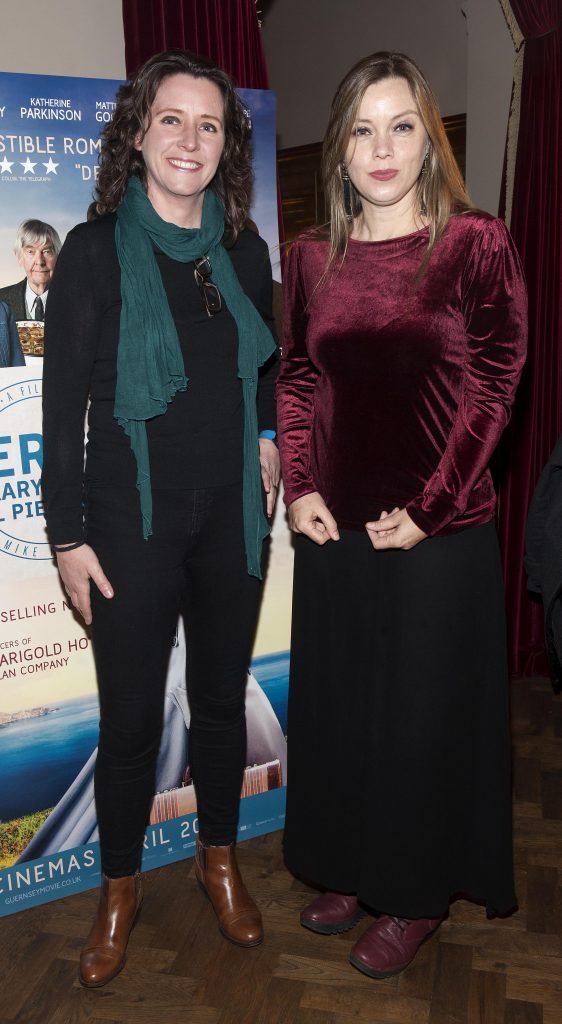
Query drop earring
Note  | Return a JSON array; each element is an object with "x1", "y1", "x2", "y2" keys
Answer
[
  {"x1": 420, "y1": 150, "x2": 430, "y2": 217},
  {"x1": 340, "y1": 163, "x2": 354, "y2": 222}
]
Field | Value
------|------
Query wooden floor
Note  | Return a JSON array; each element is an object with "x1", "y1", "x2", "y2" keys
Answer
[{"x1": 1, "y1": 676, "x2": 561, "y2": 1024}]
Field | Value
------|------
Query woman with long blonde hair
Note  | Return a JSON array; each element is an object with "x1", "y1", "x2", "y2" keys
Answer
[{"x1": 277, "y1": 52, "x2": 527, "y2": 979}]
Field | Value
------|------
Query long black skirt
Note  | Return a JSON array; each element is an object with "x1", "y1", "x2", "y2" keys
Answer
[{"x1": 283, "y1": 522, "x2": 516, "y2": 919}]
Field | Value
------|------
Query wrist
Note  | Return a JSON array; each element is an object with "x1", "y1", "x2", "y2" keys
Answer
[{"x1": 52, "y1": 540, "x2": 86, "y2": 554}]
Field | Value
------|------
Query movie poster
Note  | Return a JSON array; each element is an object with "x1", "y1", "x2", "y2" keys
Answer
[{"x1": 0, "y1": 72, "x2": 290, "y2": 917}]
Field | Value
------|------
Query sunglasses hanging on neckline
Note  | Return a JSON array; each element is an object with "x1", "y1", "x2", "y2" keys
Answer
[{"x1": 194, "y1": 255, "x2": 222, "y2": 317}]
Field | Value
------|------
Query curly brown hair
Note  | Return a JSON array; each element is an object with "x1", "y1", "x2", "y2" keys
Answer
[{"x1": 93, "y1": 49, "x2": 252, "y2": 240}]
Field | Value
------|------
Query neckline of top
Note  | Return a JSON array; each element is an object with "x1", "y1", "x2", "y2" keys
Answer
[{"x1": 347, "y1": 225, "x2": 430, "y2": 250}]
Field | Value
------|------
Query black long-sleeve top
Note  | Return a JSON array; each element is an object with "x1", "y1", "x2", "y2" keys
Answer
[{"x1": 42, "y1": 214, "x2": 278, "y2": 544}]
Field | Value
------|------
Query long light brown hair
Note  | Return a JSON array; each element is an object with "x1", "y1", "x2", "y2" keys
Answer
[
  {"x1": 322, "y1": 51, "x2": 471, "y2": 273},
  {"x1": 93, "y1": 50, "x2": 252, "y2": 241}
]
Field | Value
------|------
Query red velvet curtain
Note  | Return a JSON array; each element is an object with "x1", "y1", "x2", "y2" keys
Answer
[
  {"x1": 122, "y1": 0, "x2": 269, "y2": 87},
  {"x1": 497, "y1": 0, "x2": 562, "y2": 673}
]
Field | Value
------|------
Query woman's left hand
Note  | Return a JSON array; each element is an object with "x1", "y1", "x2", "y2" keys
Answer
[
  {"x1": 259, "y1": 438, "x2": 281, "y2": 517},
  {"x1": 365, "y1": 507, "x2": 428, "y2": 550}
]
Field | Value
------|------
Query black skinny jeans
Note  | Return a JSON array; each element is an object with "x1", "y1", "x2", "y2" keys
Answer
[{"x1": 86, "y1": 481, "x2": 265, "y2": 878}]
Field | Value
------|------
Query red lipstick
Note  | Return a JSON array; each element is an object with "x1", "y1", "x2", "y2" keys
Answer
[{"x1": 369, "y1": 169, "x2": 399, "y2": 181}]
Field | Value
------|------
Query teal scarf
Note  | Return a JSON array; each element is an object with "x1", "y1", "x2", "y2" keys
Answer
[{"x1": 115, "y1": 176, "x2": 276, "y2": 578}]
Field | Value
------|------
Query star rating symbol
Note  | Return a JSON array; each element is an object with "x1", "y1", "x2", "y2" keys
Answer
[
  {"x1": 43, "y1": 157, "x2": 58, "y2": 175},
  {"x1": 0, "y1": 156, "x2": 14, "y2": 173},
  {"x1": 21, "y1": 157, "x2": 37, "y2": 174}
]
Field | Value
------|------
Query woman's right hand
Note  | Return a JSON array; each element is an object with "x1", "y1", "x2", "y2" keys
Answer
[
  {"x1": 55, "y1": 544, "x2": 114, "y2": 625},
  {"x1": 288, "y1": 492, "x2": 340, "y2": 545}
]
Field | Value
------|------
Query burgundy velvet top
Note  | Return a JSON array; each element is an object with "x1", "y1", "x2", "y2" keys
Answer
[{"x1": 277, "y1": 211, "x2": 527, "y2": 535}]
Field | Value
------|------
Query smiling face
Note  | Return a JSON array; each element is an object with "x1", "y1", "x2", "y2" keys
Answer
[
  {"x1": 345, "y1": 76, "x2": 428, "y2": 215},
  {"x1": 135, "y1": 73, "x2": 226, "y2": 224},
  {"x1": 17, "y1": 239, "x2": 57, "y2": 294}
]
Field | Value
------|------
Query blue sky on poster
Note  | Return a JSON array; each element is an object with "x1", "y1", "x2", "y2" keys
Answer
[{"x1": 0, "y1": 72, "x2": 280, "y2": 286}]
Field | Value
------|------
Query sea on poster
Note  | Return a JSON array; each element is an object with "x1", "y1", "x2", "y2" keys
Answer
[{"x1": 0, "y1": 71, "x2": 290, "y2": 917}]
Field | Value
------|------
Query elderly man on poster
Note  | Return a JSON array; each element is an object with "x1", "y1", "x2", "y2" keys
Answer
[{"x1": 0, "y1": 219, "x2": 62, "y2": 322}]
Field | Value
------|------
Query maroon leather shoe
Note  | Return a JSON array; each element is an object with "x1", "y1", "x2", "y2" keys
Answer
[
  {"x1": 300, "y1": 892, "x2": 365, "y2": 934},
  {"x1": 349, "y1": 914, "x2": 444, "y2": 978}
]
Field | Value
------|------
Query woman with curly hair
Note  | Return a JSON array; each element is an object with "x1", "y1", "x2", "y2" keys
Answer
[{"x1": 42, "y1": 49, "x2": 279, "y2": 986}]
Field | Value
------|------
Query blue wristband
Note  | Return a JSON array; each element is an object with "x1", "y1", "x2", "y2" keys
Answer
[{"x1": 259, "y1": 430, "x2": 277, "y2": 441}]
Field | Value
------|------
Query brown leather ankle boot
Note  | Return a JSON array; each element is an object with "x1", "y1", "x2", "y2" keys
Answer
[
  {"x1": 79, "y1": 872, "x2": 143, "y2": 987},
  {"x1": 195, "y1": 836, "x2": 263, "y2": 946}
]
